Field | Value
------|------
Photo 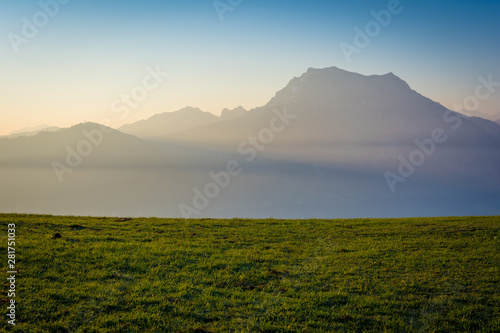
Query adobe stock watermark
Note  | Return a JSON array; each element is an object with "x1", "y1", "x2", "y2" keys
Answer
[
  {"x1": 340, "y1": 0, "x2": 408, "y2": 64},
  {"x1": 51, "y1": 65, "x2": 168, "y2": 183},
  {"x1": 213, "y1": 0, "x2": 243, "y2": 21},
  {"x1": 179, "y1": 107, "x2": 296, "y2": 218},
  {"x1": 384, "y1": 74, "x2": 499, "y2": 192},
  {"x1": 6, "y1": 224, "x2": 17, "y2": 326},
  {"x1": 7, "y1": 0, "x2": 71, "y2": 54}
]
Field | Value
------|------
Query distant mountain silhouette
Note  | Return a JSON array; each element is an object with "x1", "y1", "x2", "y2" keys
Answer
[
  {"x1": 1, "y1": 67, "x2": 499, "y2": 218},
  {"x1": 460, "y1": 110, "x2": 500, "y2": 122},
  {"x1": 119, "y1": 107, "x2": 218, "y2": 138},
  {"x1": 220, "y1": 106, "x2": 247, "y2": 120},
  {"x1": 1, "y1": 125, "x2": 60, "y2": 138},
  {"x1": 467, "y1": 117, "x2": 500, "y2": 143},
  {"x1": 0, "y1": 122, "x2": 197, "y2": 217},
  {"x1": 0, "y1": 123, "x2": 167, "y2": 167}
]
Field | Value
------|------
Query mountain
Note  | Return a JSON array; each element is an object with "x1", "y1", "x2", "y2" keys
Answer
[
  {"x1": 1, "y1": 67, "x2": 499, "y2": 218},
  {"x1": 220, "y1": 106, "x2": 247, "y2": 120},
  {"x1": 119, "y1": 107, "x2": 218, "y2": 138},
  {"x1": 460, "y1": 110, "x2": 500, "y2": 122},
  {"x1": 9, "y1": 124, "x2": 53, "y2": 135},
  {"x1": 158, "y1": 67, "x2": 500, "y2": 153},
  {"x1": 137, "y1": 67, "x2": 500, "y2": 216},
  {"x1": 120, "y1": 105, "x2": 248, "y2": 139},
  {"x1": 0, "y1": 123, "x2": 199, "y2": 217},
  {"x1": 0, "y1": 123, "x2": 169, "y2": 168},
  {"x1": 467, "y1": 116, "x2": 500, "y2": 143},
  {"x1": 496, "y1": 118, "x2": 500, "y2": 125},
  {"x1": 2, "y1": 125, "x2": 60, "y2": 138}
]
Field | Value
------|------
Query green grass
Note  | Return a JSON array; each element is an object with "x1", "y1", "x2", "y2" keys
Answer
[{"x1": 1, "y1": 214, "x2": 499, "y2": 332}]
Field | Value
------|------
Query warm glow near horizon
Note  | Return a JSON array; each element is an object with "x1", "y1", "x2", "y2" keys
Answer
[{"x1": 1, "y1": 0, "x2": 499, "y2": 135}]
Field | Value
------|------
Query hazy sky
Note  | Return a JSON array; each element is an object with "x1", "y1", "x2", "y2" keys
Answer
[{"x1": 1, "y1": 0, "x2": 499, "y2": 135}]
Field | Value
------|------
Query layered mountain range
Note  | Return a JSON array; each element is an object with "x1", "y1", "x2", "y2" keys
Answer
[{"x1": 1, "y1": 67, "x2": 499, "y2": 218}]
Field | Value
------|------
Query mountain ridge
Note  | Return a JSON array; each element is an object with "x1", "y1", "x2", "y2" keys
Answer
[
  {"x1": 118, "y1": 106, "x2": 219, "y2": 138},
  {"x1": 1, "y1": 66, "x2": 499, "y2": 218},
  {"x1": 220, "y1": 106, "x2": 248, "y2": 120}
]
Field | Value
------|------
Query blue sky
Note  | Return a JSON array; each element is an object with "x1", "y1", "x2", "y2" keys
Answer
[{"x1": 1, "y1": 0, "x2": 499, "y2": 134}]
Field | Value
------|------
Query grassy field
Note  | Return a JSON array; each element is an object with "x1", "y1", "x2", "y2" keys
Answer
[{"x1": 1, "y1": 214, "x2": 499, "y2": 332}]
